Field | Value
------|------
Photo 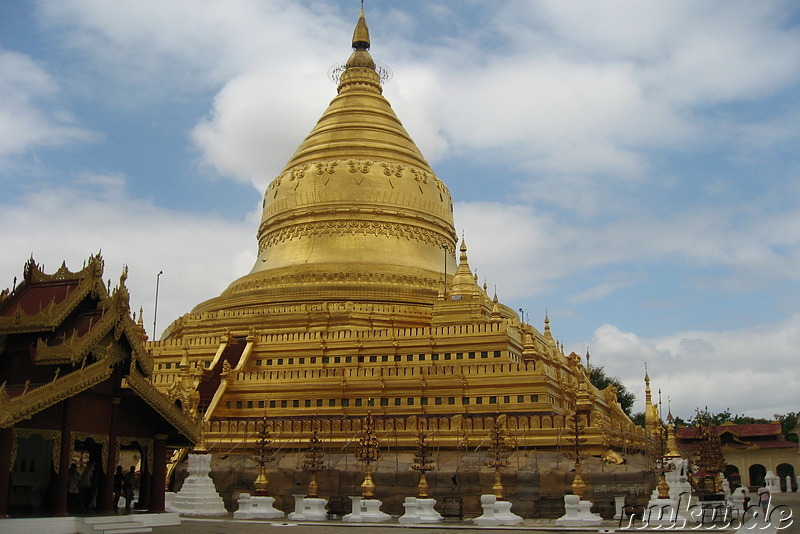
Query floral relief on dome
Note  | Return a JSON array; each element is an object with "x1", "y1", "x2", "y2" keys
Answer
[
  {"x1": 265, "y1": 159, "x2": 450, "y2": 202},
  {"x1": 289, "y1": 164, "x2": 310, "y2": 190}
]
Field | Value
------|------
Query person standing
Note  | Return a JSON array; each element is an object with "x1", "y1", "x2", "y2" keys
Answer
[
  {"x1": 67, "y1": 463, "x2": 81, "y2": 513},
  {"x1": 757, "y1": 485, "x2": 770, "y2": 514},
  {"x1": 113, "y1": 466, "x2": 124, "y2": 510},
  {"x1": 78, "y1": 461, "x2": 94, "y2": 511},
  {"x1": 123, "y1": 466, "x2": 136, "y2": 510}
]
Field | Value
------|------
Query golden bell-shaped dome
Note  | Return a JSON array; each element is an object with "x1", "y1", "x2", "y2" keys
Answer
[{"x1": 194, "y1": 7, "x2": 457, "y2": 315}]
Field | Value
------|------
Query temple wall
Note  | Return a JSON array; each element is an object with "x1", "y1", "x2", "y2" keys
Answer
[{"x1": 171, "y1": 450, "x2": 654, "y2": 518}]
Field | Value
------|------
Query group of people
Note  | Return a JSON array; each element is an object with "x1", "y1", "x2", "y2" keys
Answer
[
  {"x1": 67, "y1": 462, "x2": 98, "y2": 512},
  {"x1": 113, "y1": 465, "x2": 137, "y2": 510},
  {"x1": 66, "y1": 462, "x2": 137, "y2": 513}
]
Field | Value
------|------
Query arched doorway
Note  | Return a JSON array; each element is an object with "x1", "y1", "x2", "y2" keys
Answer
[
  {"x1": 10, "y1": 433, "x2": 55, "y2": 513},
  {"x1": 776, "y1": 463, "x2": 796, "y2": 492},
  {"x1": 72, "y1": 437, "x2": 106, "y2": 513},
  {"x1": 118, "y1": 439, "x2": 148, "y2": 510},
  {"x1": 725, "y1": 464, "x2": 741, "y2": 490},
  {"x1": 748, "y1": 464, "x2": 766, "y2": 488}
]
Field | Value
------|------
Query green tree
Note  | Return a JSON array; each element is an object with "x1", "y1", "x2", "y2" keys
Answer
[
  {"x1": 676, "y1": 409, "x2": 798, "y2": 442},
  {"x1": 588, "y1": 365, "x2": 636, "y2": 416},
  {"x1": 630, "y1": 412, "x2": 645, "y2": 427},
  {"x1": 686, "y1": 408, "x2": 771, "y2": 427},
  {"x1": 775, "y1": 412, "x2": 799, "y2": 443}
]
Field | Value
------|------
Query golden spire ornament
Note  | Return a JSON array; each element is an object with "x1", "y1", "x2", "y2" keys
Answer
[
  {"x1": 354, "y1": 410, "x2": 381, "y2": 498},
  {"x1": 485, "y1": 415, "x2": 512, "y2": 500},
  {"x1": 649, "y1": 394, "x2": 675, "y2": 499},
  {"x1": 302, "y1": 422, "x2": 326, "y2": 498},
  {"x1": 653, "y1": 421, "x2": 675, "y2": 499},
  {"x1": 565, "y1": 402, "x2": 589, "y2": 499},
  {"x1": 252, "y1": 415, "x2": 275, "y2": 496},
  {"x1": 664, "y1": 407, "x2": 682, "y2": 459},
  {"x1": 411, "y1": 419, "x2": 434, "y2": 498}
]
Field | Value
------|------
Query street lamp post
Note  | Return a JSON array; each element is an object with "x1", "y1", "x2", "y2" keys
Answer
[
  {"x1": 441, "y1": 243, "x2": 448, "y2": 298},
  {"x1": 153, "y1": 270, "x2": 163, "y2": 340}
]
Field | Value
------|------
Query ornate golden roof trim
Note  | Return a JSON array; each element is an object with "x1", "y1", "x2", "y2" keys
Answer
[
  {"x1": 29, "y1": 286, "x2": 152, "y2": 373},
  {"x1": 125, "y1": 366, "x2": 202, "y2": 444},
  {"x1": 34, "y1": 307, "x2": 122, "y2": 365},
  {"x1": 24, "y1": 254, "x2": 104, "y2": 285},
  {"x1": 257, "y1": 220, "x2": 454, "y2": 253},
  {"x1": 0, "y1": 269, "x2": 106, "y2": 335},
  {"x1": 221, "y1": 270, "x2": 442, "y2": 298},
  {"x1": 0, "y1": 359, "x2": 113, "y2": 429}
]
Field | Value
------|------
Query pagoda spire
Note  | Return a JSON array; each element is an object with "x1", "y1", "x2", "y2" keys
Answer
[
  {"x1": 341, "y1": 2, "x2": 377, "y2": 87},
  {"x1": 665, "y1": 407, "x2": 681, "y2": 458},
  {"x1": 352, "y1": 1, "x2": 370, "y2": 49},
  {"x1": 450, "y1": 238, "x2": 478, "y2": 295},
  {"x1": 644, "y1": 364, "x2": 660, "y2": 434},
  {"x1": 543, "y1": 312, "x2": 554, "y2": 343}
]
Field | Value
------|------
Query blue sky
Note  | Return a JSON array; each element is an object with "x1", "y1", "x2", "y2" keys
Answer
[{"x1": 2, "y1": 0, "x2": 799, "y2": 419}]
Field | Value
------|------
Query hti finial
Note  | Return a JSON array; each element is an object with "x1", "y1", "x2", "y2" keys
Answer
[{"x1": 352, "y1": 1, "x2": 370, "y2": 50}]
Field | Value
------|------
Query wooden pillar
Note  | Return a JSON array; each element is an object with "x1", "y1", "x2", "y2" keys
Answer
[
  {"x1": 137, "y1": 446, "x2": 150, "y2": 510},
  {"x1": 0, "y1": 427, "x2": 13, "y2": 518},
  {"x1": 55, "y1": 399, "x2": 74, "y2": 516},
  {"x1": 149, "y1": 434, "x2": 168, "y2": 513},
  {"x1": 101, "y1": 397, "x2": 121, "y2": 513}
]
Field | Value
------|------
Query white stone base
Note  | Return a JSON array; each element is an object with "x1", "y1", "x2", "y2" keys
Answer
[
  {"x1": 0, "y1": 513, "x2": 181, "y2": 534},
  {"x1": 472, "y1": 494, "x2": 523, "y2": 527},
  {"x1": 288, "y1": 494, "x2": 328, "y2": 521},
  {"x1": 765, "y1": 471, "x2": 781, "y2": 493},
  {"x1": 644, "y1": 497, "x2": 690, "y2": 526},
  {"x1": 613, "y1": 494, "x2": 626, "y2": 520},
  {"x1": 343, "y1": 496, "x2": 391, "y2": 523},
  {"x1": 398, "y1": 497, "x2": 443, "y2": 524},
  {"x1": 166, "y1": 454, "x2": 228, "y2": 517},
  {"x1": 233, "y1": 493, "x2": 284, "y2": 520},
  {"x1": 556, "y1": 495, "x2": 602, "y2": 527}
]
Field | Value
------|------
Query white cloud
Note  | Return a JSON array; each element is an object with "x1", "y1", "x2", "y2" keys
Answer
[
  {"x1": 36, "y1": 0, "x2": 348, "y2": 97},
  {"x1": 453, "y1": 195, "x2": 800, "y2": 329},
  {"x1": 0, "y1": 50, "x2": 93, "y2": 163},
  {"x1": 453, "y1": 201, "x2": 565, "y2": 299},
  {"x1": 0, "y1": 174, "x2": 255, "y2": 338},
  {"x1": 382, "y1": 64, "x2": 450, "y2": 164},
  {"x1": 581, "y1": 317, "x2": 800, "y2": 419},
  {"x1": 517, "y1": 0, "x2": 800, "y2": 102},
  {"x1": 191, "y1": 67, "x2": 334, "y2": 188},
  {"x1": 30, "y1": 0, "x2": 800, "y2": 187},
  {"x1": 567, "y1": 278, "x2": 638, "y2": 304}
]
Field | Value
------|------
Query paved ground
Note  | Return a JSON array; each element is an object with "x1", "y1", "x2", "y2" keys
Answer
[{"x1": 150, "y1": 492, "x2": 800, "y2": 534}]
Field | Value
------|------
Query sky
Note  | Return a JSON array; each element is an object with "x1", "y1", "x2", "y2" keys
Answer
[{"x1": 1, "y1": 0, "x2": 799, "y2": 421}]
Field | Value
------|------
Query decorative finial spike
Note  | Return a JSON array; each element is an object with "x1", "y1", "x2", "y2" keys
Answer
[{"x1": 352, "y1": 2, "x2": 370, "y2": 50}]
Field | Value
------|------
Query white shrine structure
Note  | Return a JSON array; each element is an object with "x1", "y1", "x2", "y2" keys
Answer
[
  {"x1": 473, "y1": 494, "x2": 523, "y2": 527},
  {"x1": 166, "y1": 454, "x2": 228, "y2": 517}
]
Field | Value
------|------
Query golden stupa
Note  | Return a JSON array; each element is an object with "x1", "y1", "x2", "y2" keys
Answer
[{"x1": 150, "y1": 7, "x2": 645, "y2": 483}]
